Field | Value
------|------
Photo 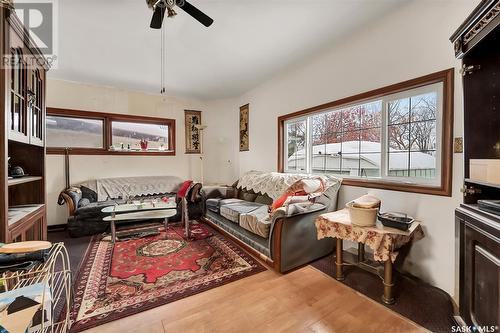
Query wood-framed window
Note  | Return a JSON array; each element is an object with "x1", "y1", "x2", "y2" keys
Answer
[
  {"x1": 278, "y1": 69, "x2": 454, "y2": 196},
  {"x1": 46, "y1": 108, "x2": 176, "y2": 156}
]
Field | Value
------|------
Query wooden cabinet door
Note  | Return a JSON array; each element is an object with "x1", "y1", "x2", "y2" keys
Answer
[
  {"x1": 8, "y1": 210, "x2": 46, "y2": 242},
  {"x1": 8, "y1": 29, "x2": 29, "y2": 144},
  {"x1": 459, "y1": 212, "x2": 500, "y2": 328},
  {"x1": 28, "y1": 67, "x2": 45, "y2": 146}
]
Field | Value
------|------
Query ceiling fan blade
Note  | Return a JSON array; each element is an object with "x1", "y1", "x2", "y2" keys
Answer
[
  {"x1": 178, "y1": 0, "x2": 213, "y2": 27},
  {"x1": 150, "y1": 5, "x2": 166, "y2": 29}
]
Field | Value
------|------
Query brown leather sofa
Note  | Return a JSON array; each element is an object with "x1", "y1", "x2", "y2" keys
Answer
[
  {"x1": 202, "y1": 172, "x2": 342, "y2": 272},
  {"x1": 58, "y1": 176, "x2": 203, "y2": 237}
]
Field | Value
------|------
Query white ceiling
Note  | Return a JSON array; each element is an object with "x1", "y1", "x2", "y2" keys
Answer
[{"x1": 48, "y1": 0, "x2": 408, "y2": 99}]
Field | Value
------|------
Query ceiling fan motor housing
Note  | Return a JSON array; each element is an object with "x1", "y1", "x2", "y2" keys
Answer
[{"x1": 147, "y1": 0, "x2": 181, "y2": 10}]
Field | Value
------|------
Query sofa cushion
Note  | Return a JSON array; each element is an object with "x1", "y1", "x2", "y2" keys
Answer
[
  {"x1": 239, "y1": 205, "x2": 272, "y2": 238},
  {"x1": 74, "y1": 201, "x2": 119, "y2": 223},
  {"x1": 240, "y1": 191, "x2": 258, "y2": 202},
  {"x1": 220, "y1": 198, "x2": 243, "y2": 206},
  {"x1": 205, "y1": 211, "x2": 270, "y2": 258},
  {"x1": 285, "y1": 202, "x2": 325, "y2": 216},
  {"x1": 81, "y1": 186, "x2": 98, "y2": 203},
  {"x1": 78, "y1": 198, "x2": 91, "y2": 208},
  {"x1": 254, "y1": 194, "x2": 273, "y2": 205},
  {"x1": 285, "y1": 195, "x2": 310, "y2": 205},
  {"x1": 288, "y1": 178, "x2": 325, "y2": 194},
  {"x1": 206, "y1": 198, "x2": 222, "y2": 213},
  {"x1": 220, "y1": 200, "x2": 264, "y2": 223}
]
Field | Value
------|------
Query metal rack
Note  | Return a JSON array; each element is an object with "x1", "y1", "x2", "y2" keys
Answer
[{"x1": 1, "y1": 243, "x2": 72, "y2": 333}]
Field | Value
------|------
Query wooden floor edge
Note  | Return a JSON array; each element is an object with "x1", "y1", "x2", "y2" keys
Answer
[{"x1": 308, "y1": 265, "x2": 430, "y2": 332}]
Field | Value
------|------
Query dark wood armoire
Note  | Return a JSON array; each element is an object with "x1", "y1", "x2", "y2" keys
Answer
[
  {"x1": 451, "y1": 0, "x2": 500, "y2": 328},
  {"x1": 1, "y1": 1, "x2": 48, "y2": 242}
]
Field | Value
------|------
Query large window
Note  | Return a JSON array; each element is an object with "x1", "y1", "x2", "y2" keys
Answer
[
  {"x1": 46, "y1": 108, "x2": 176, "y2": 155},
  {"x1": 279, "y1": 69, "x2": 453, "y2": 196}
]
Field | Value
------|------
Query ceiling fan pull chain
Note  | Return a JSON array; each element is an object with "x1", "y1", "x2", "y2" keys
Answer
[
  {"x1": 164, "y1": 22, "x2": 167, "y2": 94},
  {"x1": 160, "y1": 20, "x2": 166, "y2": 95},
  {"x1": 160, "y1": 25, "x2": 162, "y2": 93}
]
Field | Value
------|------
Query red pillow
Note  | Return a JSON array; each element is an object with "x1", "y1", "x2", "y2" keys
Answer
[
  {"x1": 271, "y1": 192, "x2": 293, "y2": 212},
  {"x1": 177, "y1": 180, "x2": 193, "y2": 198}
]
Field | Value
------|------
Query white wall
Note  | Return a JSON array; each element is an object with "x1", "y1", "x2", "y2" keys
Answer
[
  {"x1": 46, "y1": 79, "x2": 208, "y2": 226},
  {"x1": 202, "y1": 98, "x2": 241, "y2": 185},
  {"x1": 204, "y1": 0, "x2": 479, "y2": 298}
]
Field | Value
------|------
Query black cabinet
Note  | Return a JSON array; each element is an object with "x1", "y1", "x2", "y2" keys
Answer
[
  {"x1": 451, "y1": 0, "x2": 500, "y2": 328},
  {"x1": 456, "y1": 206, "x2": 500, "y2": 327}
]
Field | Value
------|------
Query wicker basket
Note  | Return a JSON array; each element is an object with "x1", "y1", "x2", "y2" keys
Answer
[{"x1": 346, "y1": 201, "x2": 379, "y2": 227}]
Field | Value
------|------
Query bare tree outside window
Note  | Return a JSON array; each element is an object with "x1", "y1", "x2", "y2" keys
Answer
[
  {"x1": 285, "y1": 88, "x2": 439, "y2": 180},
  {"x1": 388, "y1": 92, "x2": 437, "y2": 178},
  {"x1": 286, "y1": 120, "x2": 307, "y2": 171}
]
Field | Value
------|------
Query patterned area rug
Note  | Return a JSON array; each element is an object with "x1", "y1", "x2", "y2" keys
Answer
[{"x1": 69, "y1": 222, "x2": 266, "y2": 332}]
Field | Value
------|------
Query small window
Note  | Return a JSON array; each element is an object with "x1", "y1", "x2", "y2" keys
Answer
[
  {"x1": 279, "y1": 69, "x2": 454, "y2": 196},
  {"x1": 285, "y1": 119, "x2": 307, "y2": 172},
  {"x1": 46, "y1": 108, "x2": 176, "y2": 155},
  {"x1": 46, "y1": 115, "x2": 104, "y2": 149},
  {"x1": 111, "y1": 121, "x2": 170, "y2": 151}
]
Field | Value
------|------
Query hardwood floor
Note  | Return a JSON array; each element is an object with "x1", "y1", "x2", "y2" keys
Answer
[{"x1": 82, "y1": 266, "x2": 426, "y2": 333}]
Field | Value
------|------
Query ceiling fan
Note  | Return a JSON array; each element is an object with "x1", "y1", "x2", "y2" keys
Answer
[{"x1": 146, "y1": 0, "x2": 214, "y2": 29}]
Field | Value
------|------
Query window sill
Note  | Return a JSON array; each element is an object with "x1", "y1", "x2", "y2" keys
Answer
[
  {"x1": 47, "y1": 148, "x2": 176, "y2": 156},
  {"x1": 341, "y1": 177, "x2": 451, "y2": 197}
]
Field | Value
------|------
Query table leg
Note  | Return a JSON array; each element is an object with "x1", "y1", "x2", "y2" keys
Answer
[
  {"x1": 164, "y1": 218, "x2": 169, "y2": 236},
  {"x1": 110, "y1": 221, "x2": 116, "y2": 243},
  {"x1": 182, "y1": 198, "x2": 191, "y2": 240},
  {"x1": 335, "y1": 238, "x2": 344, "y2": 281},
  {"x1": 358, "y1": 243, "x2": 365, "y2": 263},
  {"x1": 382, "y1": 259, "x2": 395, "y2": 304},
  {"x1": 185, "y1": 218, "x2": 190, "y2": 239}
]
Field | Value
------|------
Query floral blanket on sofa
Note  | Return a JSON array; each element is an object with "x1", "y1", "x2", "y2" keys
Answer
[
  {"x1": 78, "y1": 176, "x2": 184, "y2": 201},
  {"x1": 236, "y1": 170, "x2": 341, "y2": 200}
]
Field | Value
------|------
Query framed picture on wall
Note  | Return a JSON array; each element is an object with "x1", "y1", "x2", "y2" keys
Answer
[
  {"x1": 185, "y1": 110, "x2": 202, "y2": 154},
  {"x1": 239, "y1": 104, "x2": 249, "y2": 151}
]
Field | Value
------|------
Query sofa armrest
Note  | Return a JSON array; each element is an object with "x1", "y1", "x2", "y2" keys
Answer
[
  {"x1": 272, "y1": 203, "x2": 326, "y2": 220},
  {"x1": 201, "y1": 185, "x2": 236, "y2": 199},
  {"x1": 270, "y1": 204, "x2": 335, "y2": 272},
  {"x1": 58, "y1": 190, "x2": 79, "y2": 216},
  {"x1": 188, "y1": 183, "x2": 203, "y2": 203}
]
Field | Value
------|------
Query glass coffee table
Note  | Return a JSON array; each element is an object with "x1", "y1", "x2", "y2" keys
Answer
[{"x1": 102, "y1": 201, "x2": 177, "y2": 242}]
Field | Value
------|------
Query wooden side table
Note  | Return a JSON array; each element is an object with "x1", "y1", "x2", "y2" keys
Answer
[{"x1": 315, "y1": 209, "x2": 424, "y2": 304}]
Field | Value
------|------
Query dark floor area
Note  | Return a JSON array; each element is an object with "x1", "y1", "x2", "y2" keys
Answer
[
  {"x1": 48, "y1": 230, "x2": 91, "y2": 280},
  {"x1": 312, "y1": 254, "x2": 457, "y2": 333}
]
